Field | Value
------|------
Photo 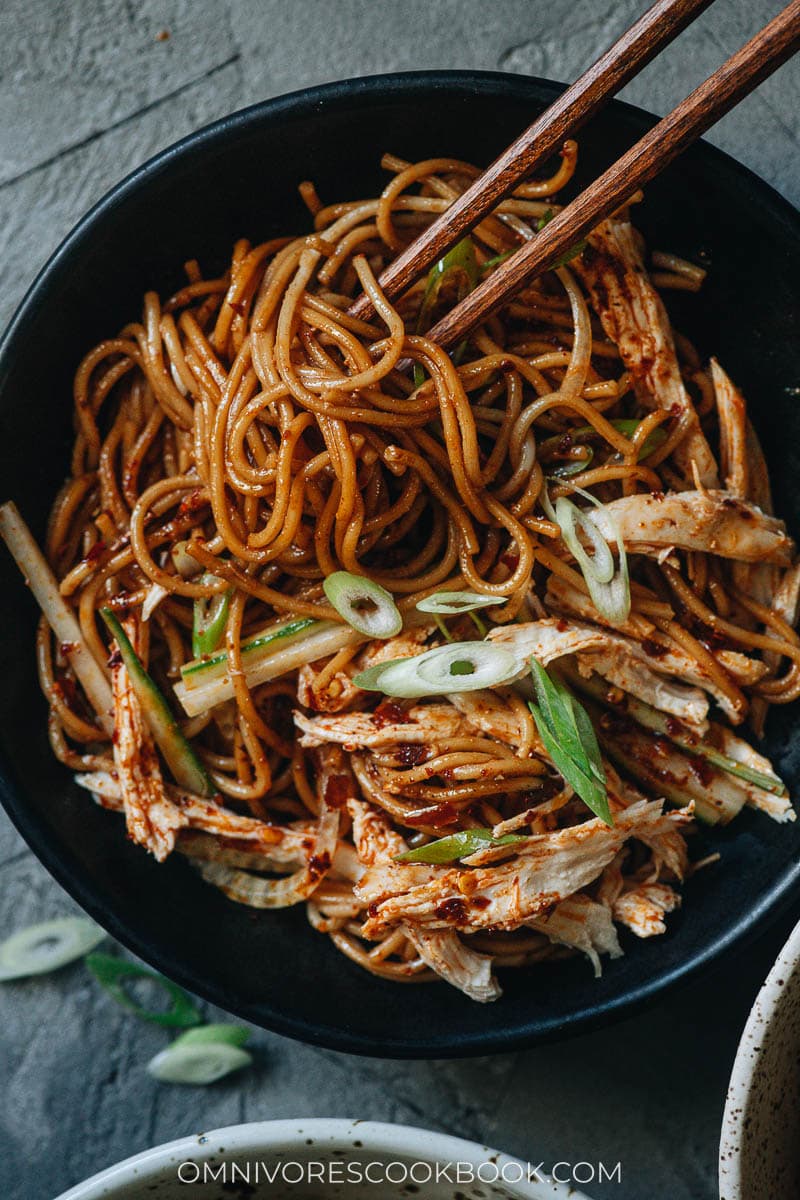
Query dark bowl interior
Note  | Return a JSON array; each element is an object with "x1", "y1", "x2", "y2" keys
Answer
[{"x1": 1, "y1": 71, "x2": 799, "y2": 1057}]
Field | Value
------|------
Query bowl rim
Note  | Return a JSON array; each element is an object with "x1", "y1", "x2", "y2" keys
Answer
[
  {"x1": 1, "y1": 68, "x2": 800, "y2": 1059},
  {"x1": 719, "y1": 917, "x2": 800, "y2": 1198},
  {"x1": 53, "y1": 1117, "x2": 589, "y2": 1200}
]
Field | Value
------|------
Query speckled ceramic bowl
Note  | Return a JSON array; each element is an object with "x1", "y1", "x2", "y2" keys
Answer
[
  {"x1": 719, "y1": 919, "x2": 800, "y2": 1199},
  {"x1": 53, "y1": 1119, "x2": 589, "y2": 1199}
]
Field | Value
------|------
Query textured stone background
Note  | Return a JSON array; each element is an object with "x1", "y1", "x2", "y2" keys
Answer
[{"x1": 0, "y1": 2, "x2": 798, "y2": 1197}]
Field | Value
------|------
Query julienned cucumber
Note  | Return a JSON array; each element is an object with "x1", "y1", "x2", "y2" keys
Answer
[
  {"x1": 101, "y1": 608, "x2": 214, "y2": 797},
  {"x1": 180, "y1": 616, "x2": 322, "y2": 681}
]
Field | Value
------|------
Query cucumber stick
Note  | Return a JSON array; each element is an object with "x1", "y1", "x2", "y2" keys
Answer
[{"x1": 101, "y1": 607, "x2": 214, "y2": 797}]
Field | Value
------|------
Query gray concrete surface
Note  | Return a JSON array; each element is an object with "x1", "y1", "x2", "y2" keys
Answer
[{"x1": 0, "y1": 2, "x2": 797, "y2": 1197}]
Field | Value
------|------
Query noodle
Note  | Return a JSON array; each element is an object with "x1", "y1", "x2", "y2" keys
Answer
[{"x1": 15, "y1": 142, "x2": 798, "y2": 1003}]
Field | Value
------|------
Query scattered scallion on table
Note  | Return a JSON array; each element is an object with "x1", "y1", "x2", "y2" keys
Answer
[
  {"x1": 0, "y1": 917, "x2": 105, "y2": 981},
  {"x1": 85, "y1": 952, "x2": 202, "y2": 1028},
  {"x1": 146, "y1": 1024, "x2": 253, "y2": 1085}
]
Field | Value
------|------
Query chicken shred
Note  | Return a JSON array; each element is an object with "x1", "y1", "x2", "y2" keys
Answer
[
  {"x1": 108, "y1": 618, "x2": 185, "y2": 861},
  {"x1": 360, "y1": 801, "x2": 684, "y2": 937},
  {"x1": 613, "y1": 882, "x2": 681, "y2": 939},
  {"x1": 576, "y1": 218, "x2": 719, "y2": 487}
]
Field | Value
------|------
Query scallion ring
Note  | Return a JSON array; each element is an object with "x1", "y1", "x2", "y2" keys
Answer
[
  {"x1": 548, "y1": 447, "x2": 594, "y2": 478},
  {"x1": 192, "y1": 575, "x2": 232, "y2": 658},
  {"x1": 147, "y1": 1040, "x2": 252, "y2": 1085},
  {"x1": 172, "y1": 1024, "x2": 250, "y2": 1048},
  {"x1": 554, "y1": 496, "x2": 615, "y2": 584},
  {"x1": 323, "y1": 571, "x2": 402, "y2": 639},
  {"x1": 0, "y1": 917, "x2": 105, "y2": 981},
  {"x1": 416, "y1": 591, "x2": 508, "y2": 615},
  {"x1": 85, "y1": 952, "x2": 202, "y2": 1027},
  {"x1": 541, "y1": 484, "x2": 631, "y2": 626},
  {"x1": 353, "y1": 642, "x2": 520, "y2": 697}
]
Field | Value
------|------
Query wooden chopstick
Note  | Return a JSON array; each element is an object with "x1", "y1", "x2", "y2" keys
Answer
[
  {"x1": 349, "y1": 0, "x2": 717, "y2": 321},
  {"x1": 427, "y1": 0, "x2": 800, "y2": 350}
]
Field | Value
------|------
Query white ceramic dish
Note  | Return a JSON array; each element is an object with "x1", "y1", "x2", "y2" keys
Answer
[
  {"x1": 719, "y1": 919, "x2": 800, "y2": 1199},
  {"x1": 54, "y1": 1118, "x2": 592, "y2": 1199}
]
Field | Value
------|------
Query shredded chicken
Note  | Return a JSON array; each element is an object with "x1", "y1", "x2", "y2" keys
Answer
[
  {"x1": 712, "y1": 359, "x2": 749, "y2": 499},
  {"x1": 613, "y1": 882, "x2": 681, "y2": 938},
  {"x1": 75, "y1": 770, "x2": 313, "y2": 860},
  {"x1": 587, "y1": 490, "x2": 792, "y2": 565},
  {"x1": 576, "y1": 217, "x2": 719, "y2": 487},
  {"x1": 295, "y1": 703, "x2": 470, "y2": 750},
  {"x1": 360, "y1": 801, "x2": 685, "y2": 937},
  {"x1": 108, "y1": 619, "x2": 185, "y2": 861},
  {"x1": 348, "y1": 796, "x2": 501, "y2": 1002},
  {"x1": 545, "y1": 575, "x2": 767, "y2": 709},
  {"x1": 489, "y1": 617, "x2": 729, "y2": 724},
  {"x1": 528, "y1": 893, "x2": 622, "y2": 977}
]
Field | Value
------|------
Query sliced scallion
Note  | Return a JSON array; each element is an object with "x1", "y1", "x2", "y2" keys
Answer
[
  {"x1": 548, "y1": 447, "x2": 594, "y2": 479},
  {"x1": 542, "y1": 486, "x2": 630, "y2": 625},
  {"x1": 0, "y1": 917, "x2": 105, "y2": 982},
  {"x1": 414, "y1": 238, "x2": 479, "y2": 385},
  {"x1": 569, "y1": 419, "x2": 668, "y2": 461},
  {"x1": 416, "y1": 591, "x2": 507, "y2": 615},
  {"x1": 353, "y1": 642, "x2": 520, "y2": 698},
  {"x1": 192, "y1": 576, "x2": 232, "y2": 658},
  {"x1": 85, "y1": 953, "x2": 202, "y2": 1028},
  {"x1": 323, "y1": 571, "x2": 402, "y2": 639},
  {"x1": 147, "y1": 1040, "x2": 252, "y2": 1085},
  {"x1": 396, "y1": 828, "x2": 528, "y2": 864},
  {"x1": 529, "y1": 658, "x2": 612, "y2": 825},
  {"x1": 417, "y1": 238, "x2": 479, "y2": 332},
  {"x1": 171, "y1": 1023, "x2": 250, "y2": 1048},
  {"x1": 555, "y1": 496, "x2": 615, "y2": 584}
]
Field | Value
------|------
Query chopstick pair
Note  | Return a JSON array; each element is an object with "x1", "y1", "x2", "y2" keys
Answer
[{"x1": 350, "y1": 0, "x2": 800, "y2": 350}]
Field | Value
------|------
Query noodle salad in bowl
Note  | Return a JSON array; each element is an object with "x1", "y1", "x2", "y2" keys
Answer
[{"x1": 2, "y1": 137, "x2": 796, "y2": 1004}]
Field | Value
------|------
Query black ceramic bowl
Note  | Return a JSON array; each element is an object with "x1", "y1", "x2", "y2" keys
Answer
[{"x1": 1, "y1": 72, "x2": 799, "y2": 1058}]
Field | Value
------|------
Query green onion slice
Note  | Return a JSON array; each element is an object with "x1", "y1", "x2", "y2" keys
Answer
[
  {"x1": 555, "y1": 496, "x2": 615, "y2": 584},
  {"x1": 171, "y1": 1023, "x2": 250, "y2": 1048},
  {"x1": 480, "y1": 248, "x2": 515, "y2": 274},
  {"x1": 548, "y1": 447, "x2": 594, "y2": 479},
  {"x1": 192, "y1": 577, "x2": 232, "y2": 658},
  {"x1": 414, "y1": 238, "x2": 479, "y2": 386},
  {"x1": 147, "y1": 1041, "x2": 252, "y2": 1085},
  {"x1": 322, "y1": 571, "x2": 402, "y2": 639},
  {"x1": 529, "y1": 658, "x2": 612, "y2": 825},
  {"x1": 570, "y1": 419, "x2": 668, "y2": 461},
  {"x1": 699, "y1": 749, "x2": 786, "y2": 795},
  {"x1": 85, "y1": 953, "x2": 202, "y2": 1027},
  {"x1": 0, "y1": 917, "x2": 105, "y2": 982},
  {"x1": 396, "y1": 828, "x2": 528, "y2": 864},
  {"x1": 353, "y1": 642, "x2": 520, "y2": 698},
  {"x1": 417, "y1": 238, "x2": 479, "y2": 332},
  {"x1": 542, "y1": 486, "x2": 630, "y2": 625},
  {"x1": 416, "y1": 591, "x2": 508, "y2": 616}
]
